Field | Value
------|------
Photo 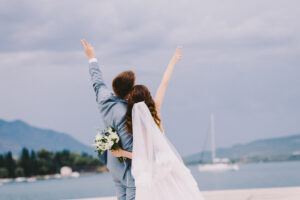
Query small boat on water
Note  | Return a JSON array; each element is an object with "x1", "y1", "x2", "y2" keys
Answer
[
  {"x1": 15, "y1": 177, "x2": 26, "y2": 182},
  {"x1": 44, "y1": 175, "x2": 50, "y2": 179},
  {"x1": 60, "y1": 166, "x2": 80, "y2": 178},
  {"x1": 26, "y1": 177, "x2": 37, "y2": 182},
  {"x1": 55, "y1": 174, "x2": 62, "y2": 179},
  {"x1": 0, "y1": 178, "x2": 13, "y2": 184},
  {"x1": 198, "y1": 162, "x2": 239, "y2": 171},
  {"x1": 71, "y1": 172, "x2": 80, "y2": 178},
  {"x1": 198, "y1": 114, "x2": 239, "y2": 172}
]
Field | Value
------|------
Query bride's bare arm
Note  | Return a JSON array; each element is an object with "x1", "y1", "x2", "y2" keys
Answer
[
  {"x1": 110, "y1": 148, "x2": 132, "y2": 159},
  {"x1": 154, "y1": 46, "x2": 182, "y2": 114}
]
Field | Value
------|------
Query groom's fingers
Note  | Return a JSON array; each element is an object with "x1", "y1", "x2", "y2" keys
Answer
[
  {"x1": 81, "y1": 39, "x2": 88, "y2": 48},
  {"x1": 80, "y1": 40, "x2": 86, "y2": 48}
]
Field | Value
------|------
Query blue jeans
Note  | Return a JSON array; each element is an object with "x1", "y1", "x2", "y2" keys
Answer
[{"x1": 114, "y1": 180, "x2": 136, "y2": 200}]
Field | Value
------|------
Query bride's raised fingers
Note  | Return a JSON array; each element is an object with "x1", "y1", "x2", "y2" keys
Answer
[{"x1": 175, "y1": 46, "x2": 183, "y2": 53}]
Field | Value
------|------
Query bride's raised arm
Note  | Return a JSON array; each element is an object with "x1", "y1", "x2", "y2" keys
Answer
[{"x1": 154, "y1": 46, "x2": 182, "y2": 114}]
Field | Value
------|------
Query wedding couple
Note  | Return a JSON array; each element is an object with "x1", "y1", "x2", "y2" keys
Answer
[{"x1": 81, "y1": 39, "x2": 205, "y2": 200}]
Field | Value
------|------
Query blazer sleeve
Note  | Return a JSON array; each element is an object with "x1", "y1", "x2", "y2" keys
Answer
[
  {"x1": 88, "y1": 60, "x2": 114, "y2": 114},
  {"x1": 88, "y1": 60, "x2": 113, "y2": 166}
]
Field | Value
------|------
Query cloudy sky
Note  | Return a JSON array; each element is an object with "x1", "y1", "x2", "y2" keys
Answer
[{"x1": 0, "y1": 0, "x2": 299, "y2": 156}]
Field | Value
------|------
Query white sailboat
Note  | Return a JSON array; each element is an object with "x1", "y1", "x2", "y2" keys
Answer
[{"x1": 198, "y1": 114, "x2": 239, "y2": 172}]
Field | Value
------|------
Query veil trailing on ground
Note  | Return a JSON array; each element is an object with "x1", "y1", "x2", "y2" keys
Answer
[{"x1": 131, "y1": 102, "x2": 205, "y2": 200}]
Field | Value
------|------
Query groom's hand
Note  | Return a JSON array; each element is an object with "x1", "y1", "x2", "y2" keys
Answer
[{"x1": 81, "y1": 39, "x2": 95, "y2": 59}]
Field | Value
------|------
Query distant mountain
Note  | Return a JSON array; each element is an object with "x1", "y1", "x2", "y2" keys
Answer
[
  {"x1": 0, "y1": 119, "x2": 95, "y2": 156},
  {"x1": 184, "y1": 134, "x2": 300, "y2": 162}
]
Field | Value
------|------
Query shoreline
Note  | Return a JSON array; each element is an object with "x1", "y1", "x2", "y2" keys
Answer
[
  {"x1": 185, "y1": 158, "x2": 300, "y2": 166},
  {"x1": 0, "y1": 171, "x2": 106, "y2": 184},
  {"x1": 70, "y1": 186, "x2": 300, "y2": 200},
  {"x1": 0, "y1": 166, "x2": 108, "y2": 184}
]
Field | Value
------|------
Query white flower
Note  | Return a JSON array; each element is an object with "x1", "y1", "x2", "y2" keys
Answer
[
  {"x1": 107, "y1": 134, "x2": 114, "y2": 140},
  {"x1": 104, "y1": 143, "x2": 110, "y2": 150},
  {"x1": 93, "y1": 127, "x2": 121, "y2": 154},
  {"x1": 110, "y1": 132, "x2": 119, "y2": 139},
  {"x1": 95, "y1": 133, "x2": 102, "y2": 140},
  {"x1": 108, "y1": 140, "x2": 114, "y2": 147},
  {"x1": 99, "y1": 144, "x2": 106, "y2": 151}
]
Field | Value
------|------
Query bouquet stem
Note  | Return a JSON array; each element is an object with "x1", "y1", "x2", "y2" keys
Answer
[{"x1": 118, "y1": 157, "x2": 125, "y2": 163}]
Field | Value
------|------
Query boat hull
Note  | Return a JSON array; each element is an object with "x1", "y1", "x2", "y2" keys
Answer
[{"x1": 198, "y1": 163, "x2": 239, "y2": 172}]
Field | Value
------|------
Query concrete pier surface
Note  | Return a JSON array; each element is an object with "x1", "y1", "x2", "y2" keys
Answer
[{"x1": 70, "y1": 186, "x2": 300, "y2": 200}]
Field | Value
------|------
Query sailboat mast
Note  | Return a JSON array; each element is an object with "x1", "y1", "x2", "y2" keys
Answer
[{"x1": 210, "y1": 114, "x2": 216, "y2": 163}]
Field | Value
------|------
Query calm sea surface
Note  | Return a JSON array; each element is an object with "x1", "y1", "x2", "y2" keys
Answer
[{"x1": 1, "y1": 161, "x2": 300, "y2": 200}]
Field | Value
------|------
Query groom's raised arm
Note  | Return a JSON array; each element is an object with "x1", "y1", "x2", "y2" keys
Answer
[
  {"x1": 81, "y1": 40, "x2": 113, "y2": 105},
  {"x1": 81, "y1": 40, "x2": 113, "y2": 165}
]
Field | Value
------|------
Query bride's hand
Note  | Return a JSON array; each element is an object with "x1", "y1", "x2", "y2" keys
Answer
[
  {"x1": 171, "y1": 46, "x2": 183, "y2": 63},
  {"x1": 81, "y1": 39, "x2": 95, "y2": 59},
  {"x1": 110, "y1": 148, "x2": 124, "y2": 157}
]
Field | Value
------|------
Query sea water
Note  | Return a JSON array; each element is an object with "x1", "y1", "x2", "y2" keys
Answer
[{"x1": 0, "y1": 161, "x2": 300, "y2": 200}]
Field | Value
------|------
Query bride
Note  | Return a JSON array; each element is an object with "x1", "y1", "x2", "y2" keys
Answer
[{"x1": 111, "y1": 47, "x2": 205, "y2": 200}]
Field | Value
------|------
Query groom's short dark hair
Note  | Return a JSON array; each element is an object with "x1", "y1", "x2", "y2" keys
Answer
[{"x1": 112, "y1": 70, "x2": 135, "y2": 99}]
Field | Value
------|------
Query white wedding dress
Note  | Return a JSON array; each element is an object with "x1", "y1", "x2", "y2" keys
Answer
[{"x1": 131, "y1": 102, "x2": 205, "y2": 200}]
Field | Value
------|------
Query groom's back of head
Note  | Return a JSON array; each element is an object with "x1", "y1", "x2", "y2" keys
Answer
[{"x1": 112, "y1": 70, "x2": 135, "y2": 99}]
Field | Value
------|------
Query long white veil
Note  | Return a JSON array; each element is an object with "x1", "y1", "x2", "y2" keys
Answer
[{"x1": 131, "y1": 102, "x2": 205, "y2": 200}]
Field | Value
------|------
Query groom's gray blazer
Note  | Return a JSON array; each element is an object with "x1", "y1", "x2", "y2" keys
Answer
[{"x1": 88, "y1": 59, "x2": 134, "y2": 187}]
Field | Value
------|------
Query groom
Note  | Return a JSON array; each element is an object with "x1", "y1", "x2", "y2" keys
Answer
[{"x1": 81, "y1": 40, "x2": 135, "y2": 200}]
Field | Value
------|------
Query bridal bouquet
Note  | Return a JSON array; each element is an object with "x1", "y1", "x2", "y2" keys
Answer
[{"x1": 93, "y1": 127, "x2": 125, "y2": 163}]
